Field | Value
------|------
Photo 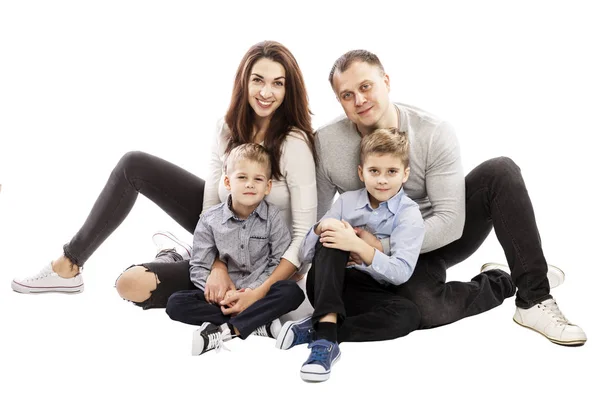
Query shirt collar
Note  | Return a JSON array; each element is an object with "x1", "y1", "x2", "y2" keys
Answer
[
  {"x1": 354, "y1": 187, "x2": 406, "y2": 215},
  {"x1": 221, "y1": 195, "x2": 268, "y2": 223}
]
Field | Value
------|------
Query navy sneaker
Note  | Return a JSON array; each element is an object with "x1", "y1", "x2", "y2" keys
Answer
[
  {"x1": 275, "y1": 316, "x2": 313, "y2": 350},
  {"x1": 300, "y1": 339, "x2": 341, "y2": 382}
]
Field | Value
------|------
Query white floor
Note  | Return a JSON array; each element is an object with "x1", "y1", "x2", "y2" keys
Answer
[{"x1": 1, "y1": 1, "x2": 598, "y2": 399}]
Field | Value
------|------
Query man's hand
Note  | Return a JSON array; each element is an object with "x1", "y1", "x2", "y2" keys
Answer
[
  {"x1": 320, "y1": 220, "x2": 360, "y2": 252},
  {"x1": 219, "y1": 288, "x2": 263, "y2": 316},
  {"x1": 204, "y1": 260, "x2": 235, "y2": 304}
]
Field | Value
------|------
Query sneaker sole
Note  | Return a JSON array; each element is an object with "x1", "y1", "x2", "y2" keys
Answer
[
  {"x1": 513, "y1": 318, "x2": 586, "y2": 346},
  {"x1": 191, "y1": 322, "x2": 212, "y2": 356},
  {"x1": 11, "y1": 280, "x2": 84, "y2": 294},
  {"x1": 153, "y1": 231, "x2": 192, "y2": 258},
  {"x1": 276, "y1": 316, "x2": 312, "y2": 350},
  {"x1": 300, "y1": 352, "x2": 341, "y2": 382}
]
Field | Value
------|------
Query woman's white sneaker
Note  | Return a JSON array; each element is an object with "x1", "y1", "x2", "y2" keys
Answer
[
  {"x1": 11, "y1": 263, "x2": 84, "y2": 294},
  {"x1": 514, "y1": 298, "x2": 586, "y2": 346}
]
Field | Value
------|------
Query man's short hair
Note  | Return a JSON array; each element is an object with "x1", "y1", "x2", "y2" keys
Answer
[
  {"x1": 360, "y1": 128, "x2": 410, "y2": 167},
  {"x1": 329, "y1": 50, "x2": 385, "y2": 86},
  {"x1": 225, "y1": 143, "x2": 272, "y2": 178}
]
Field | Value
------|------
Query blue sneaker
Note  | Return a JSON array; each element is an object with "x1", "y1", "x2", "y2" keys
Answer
[
  {"x1": 275, "y1": 316, "x2": 313, "y2": 350},
  {"x1": 300, "y1": 339, "x2": 341, "y2": 382}
]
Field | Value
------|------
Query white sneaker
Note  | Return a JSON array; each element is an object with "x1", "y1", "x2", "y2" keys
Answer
[
  {"x1": 252, "y1": 318, "x2": 282, "y2": 339},
  {"x1": 152, "y1": 231, "x2": 192, "y2": 260},
  {"x1": 481, "y1": 262, "x2": 565, "y2": 289},
  {"x1": 11, "y1": 263, "x2": 84, "y2": 294},
  {"x1": 514, "y1": 298, "x2": 587, "y2": 346}
]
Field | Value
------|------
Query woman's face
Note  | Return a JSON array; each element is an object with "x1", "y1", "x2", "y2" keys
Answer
[{"x1": 248, "y1": 57, "x2": 286, "y2": 121}]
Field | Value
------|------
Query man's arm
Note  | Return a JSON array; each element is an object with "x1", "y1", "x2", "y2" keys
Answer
[
  {"x1": 315, "y1": 133, "x2": 338, "y2": 220},
  {"x1": 421, "y1": 122, "x2": 465, "y2": 253}
]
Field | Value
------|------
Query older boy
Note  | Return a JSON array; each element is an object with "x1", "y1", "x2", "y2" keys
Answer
[
  {"x1": 278, "y1": 128, "x2": 426, "y2": 382},
  {"x1": 166, "y1": 144, "x2": 305, "y2": 355}
]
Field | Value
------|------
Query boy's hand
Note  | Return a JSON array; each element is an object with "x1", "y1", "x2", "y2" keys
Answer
[
  {"x1": 354, "y1": 227, "x2": 383, "y2": 251},
  {"x1": 318, "y1": 218, "x2": 345, "y2": 234},
  {"x1": 220, "y1": 288, "x2": 262, "y2": 316},
  {"x1": 347, "y1": 227, "x2": 383, "y2": 265},
  {"x1": 320, "y1": 220, "x2": 359, "y2": 252},
  {"x1": 205, "y1": 260, "x2": 235, "y2": 304}
]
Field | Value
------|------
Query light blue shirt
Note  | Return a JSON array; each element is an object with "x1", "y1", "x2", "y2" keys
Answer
[{"x1": 299, "y1": 188, "x2": 425, "y2": 286}]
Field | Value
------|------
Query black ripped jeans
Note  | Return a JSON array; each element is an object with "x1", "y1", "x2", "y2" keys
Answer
[{"x1": 63, "y1": 151, "x2": 203, "y2": 307}]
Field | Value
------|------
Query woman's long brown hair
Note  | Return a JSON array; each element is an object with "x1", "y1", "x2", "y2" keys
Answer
[{"x1": 224, "y1": 41, "x2": 317, "y2": 180}]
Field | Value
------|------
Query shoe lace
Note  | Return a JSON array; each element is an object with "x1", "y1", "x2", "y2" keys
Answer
[
  {"x1": 206, "y1": 331, "x2": 230, "y2": 353},
  {"x1": 307, "y1": 343, "x2": 331, "y2": 364},
  {"x1": 26, "y1": 264, "x2": 54, "y2": 281},
  {"x1": 253, "y1": 325, "x2": 270, "y2": 337},
  {"x1": 542, "y1": 299, "x2": 569, "y2": 325},
  {"x1": 293, "y1": 325, "x2": 313, "y2": 346}
]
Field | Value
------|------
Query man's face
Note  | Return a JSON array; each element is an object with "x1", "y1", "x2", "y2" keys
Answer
[{"x1": 332, "y1": 61, "x2": 391, "y2": 131}]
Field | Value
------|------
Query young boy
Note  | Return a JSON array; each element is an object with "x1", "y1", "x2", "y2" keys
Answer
[
  {"x1": 166, "y1": 143, "x2": 305, "y2": 355},
  {"x1": 276, "y1": 128, "x2": 425, "y2": 382}
]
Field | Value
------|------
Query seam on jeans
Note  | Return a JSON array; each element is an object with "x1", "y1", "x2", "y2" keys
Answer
[{"x1": 491, "y1": 191, "x2": 530, "y2": 294}]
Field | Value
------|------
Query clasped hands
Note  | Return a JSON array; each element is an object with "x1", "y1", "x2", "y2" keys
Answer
[
  {"x1": 204, "y1": 260, "x2": 261, "y2": 316},
  {"x1": 318, "y1": 218, "x2": 382, "y2": 266}
]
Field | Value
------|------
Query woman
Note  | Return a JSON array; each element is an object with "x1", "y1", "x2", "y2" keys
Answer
[{"x1": 12, "y1": 41, "x2": 318, "y2": 312}]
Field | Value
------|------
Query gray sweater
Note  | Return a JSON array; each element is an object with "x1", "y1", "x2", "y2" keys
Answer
[{"x1": 316, "y1": 103, "x2": 465, "y2": 253}]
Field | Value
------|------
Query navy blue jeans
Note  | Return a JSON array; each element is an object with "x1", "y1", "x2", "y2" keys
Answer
[
  {"x1": 396, "y1": 157, "x2": 546, "y2": 328},
  {"x1": 166, "y1": 280, "x2": 305, "y2": 339}
]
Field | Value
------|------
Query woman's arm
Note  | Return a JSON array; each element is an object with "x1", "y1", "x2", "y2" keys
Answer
[
  {"x1": 202, "y1": 119, "x2": 227, "y2": 212},
  {"x1": 278, "y1": 131, "x2": 318, "y2": 268}
]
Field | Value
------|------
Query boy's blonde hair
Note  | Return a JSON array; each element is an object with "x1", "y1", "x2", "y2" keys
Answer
[
  {"x1": 225, "y1": 143, "x2": 272, "y2": 178},
  {"x1": 360, "y1": 128, "x2": 410, "y2": 166}
]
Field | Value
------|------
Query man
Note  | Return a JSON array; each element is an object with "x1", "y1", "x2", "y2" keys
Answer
[{"x1": 313, "y1": 49, "x2": 585, "y2": 346}]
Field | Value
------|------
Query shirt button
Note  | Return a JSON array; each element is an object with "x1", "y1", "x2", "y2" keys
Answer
[
  {"x1": 243, "y1": 225, "x2": 246, "y2": 229},
  {"x1": 241, "y1": 244, "x2": 244, "y2": 249}
]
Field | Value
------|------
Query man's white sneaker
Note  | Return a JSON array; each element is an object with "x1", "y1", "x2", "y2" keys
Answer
[
  {"x1": 152, "y1": 231, "x2": 192, "y2": 260},
  {"x1": 481, "y1": 262, "x2": 565, "y2": 289},
  {"x1": 11, "y1": 263, "x2": 84, "y2": 294},
  {"x1": 514, "y1": 298, "x2": 587, "y2": 346}
]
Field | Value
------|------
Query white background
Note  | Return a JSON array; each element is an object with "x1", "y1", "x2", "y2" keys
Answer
[{"x1": 1, "y1": 1, "x2": 598, "y2": 398}]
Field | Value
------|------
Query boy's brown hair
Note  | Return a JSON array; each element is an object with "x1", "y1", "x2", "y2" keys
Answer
[{"x1": 360, "y1": 128, "x2": 409, "y2": 166}]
